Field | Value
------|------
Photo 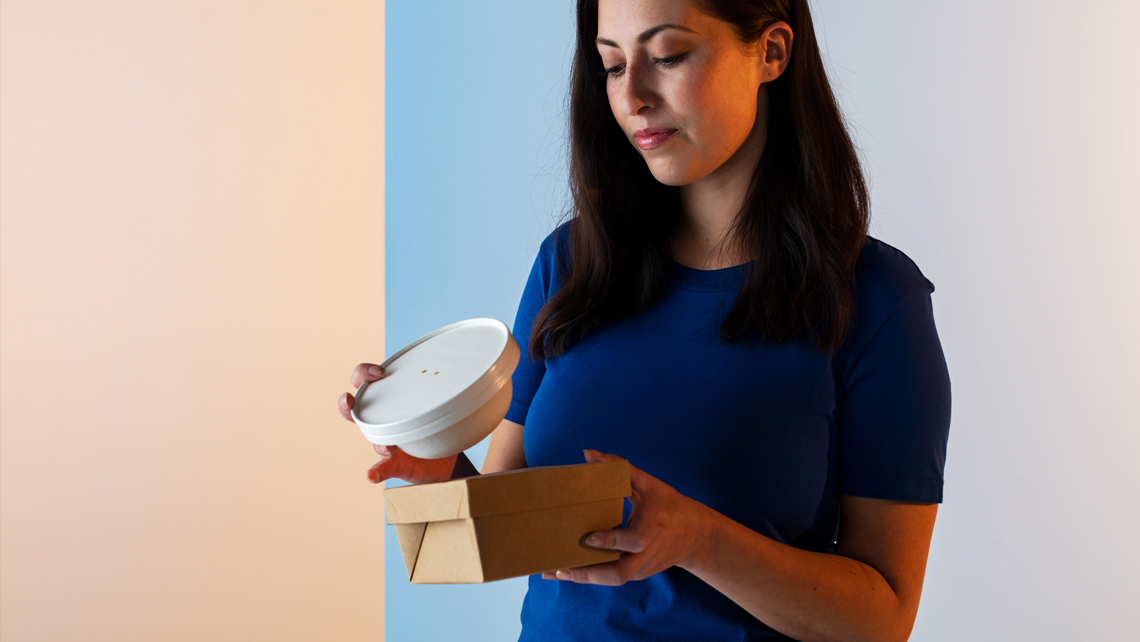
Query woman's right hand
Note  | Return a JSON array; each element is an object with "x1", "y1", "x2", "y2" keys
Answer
[{"x1": 338, "y1": 362, "x2": 458, "y2": 484}]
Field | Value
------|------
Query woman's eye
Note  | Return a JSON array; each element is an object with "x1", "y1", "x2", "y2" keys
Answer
[
  {"x1": 598, "y1": 52, "x2": 686, "y2": 79},
  {"x1": 603, "y1": 63, "x2": 626, "y2": 78},
  {"x1": 652, "y1": 53, "x2": 687, "y2": 68}
]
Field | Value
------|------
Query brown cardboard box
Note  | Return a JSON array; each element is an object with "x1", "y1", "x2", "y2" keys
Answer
[{"x1": 384, "y1": 460, "x2": 631, "y2": 584}]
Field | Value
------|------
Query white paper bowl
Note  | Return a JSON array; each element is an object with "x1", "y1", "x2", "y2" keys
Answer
[{"x1": 351, "y1": 318, "x2": 520, "y2": 460}]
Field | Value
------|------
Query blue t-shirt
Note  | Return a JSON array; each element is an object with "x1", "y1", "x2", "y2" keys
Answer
[{"x1": 505, "y1": 224, "x2": 951, "y2": 641}]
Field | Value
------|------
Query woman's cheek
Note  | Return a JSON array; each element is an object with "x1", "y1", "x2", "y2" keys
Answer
[{"x1": 666, "y1": 73, "x2": 706, "y2": 125}]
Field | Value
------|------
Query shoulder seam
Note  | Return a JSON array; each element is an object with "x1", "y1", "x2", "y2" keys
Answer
[
  {"x1": 838, "y1": 284, "x2": 935, "y2": 404},
  {"x1": 863, "y1": 237, "x2": 935, "y2": 293}
]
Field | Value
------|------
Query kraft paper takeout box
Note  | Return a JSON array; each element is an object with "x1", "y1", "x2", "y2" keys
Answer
[{"x1": 385, "y1": 460, "x2": 631, "y2": 584}]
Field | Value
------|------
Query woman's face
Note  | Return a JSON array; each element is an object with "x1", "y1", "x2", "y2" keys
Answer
[{"x1": 596, "y1": 0, "x2": 769, "y2": 187}]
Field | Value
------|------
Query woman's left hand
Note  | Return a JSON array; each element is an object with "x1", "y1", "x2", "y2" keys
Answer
[{"x1": 542, "y1": 449, "x2": 714, "y2": 586}]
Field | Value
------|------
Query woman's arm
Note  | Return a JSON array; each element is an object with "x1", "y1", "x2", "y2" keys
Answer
[
  {"x1": 690, "y1": 494, "x2": 937, "y2": 642},
  {"x1": 448, "y1": 418, "x2": 528, "y2": 478},
  {"x1": 549, "y1": 451, "x2": 937, "y2": 642},
  {"x1": 480, "y1": 418, "x2": 528, "y2": 474}
]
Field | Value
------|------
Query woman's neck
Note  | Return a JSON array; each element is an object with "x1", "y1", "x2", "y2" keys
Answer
[
  {"x1": 672, "y1": 88, "x2": 768, "y2": 271},
  {"x1": 673, "y1": 180, "x2": 750, "y2": 270}
]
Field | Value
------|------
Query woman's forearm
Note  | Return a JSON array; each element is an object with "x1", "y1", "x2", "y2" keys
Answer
[
  {"x1": 680, "y1": 506, "x2": 910, "y2": 642},
  {"x1": 546, "y1": 455, "x2": 935, "y2": 639}
]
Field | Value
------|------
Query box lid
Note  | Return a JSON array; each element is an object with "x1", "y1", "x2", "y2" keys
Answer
[
  {"x1": 384, "y1": 460, "x2": 631, "y2": 525},
  {"x1": 351, "y1": 318, "x2": 519, "y2": 447}
]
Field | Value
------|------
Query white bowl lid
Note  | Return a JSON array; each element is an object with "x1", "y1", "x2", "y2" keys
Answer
[{"x1": 351, "y1": 318, "x2": 519, "y2": 441}]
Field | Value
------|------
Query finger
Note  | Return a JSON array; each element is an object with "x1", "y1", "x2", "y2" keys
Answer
[
  {"x1": 551, "y1": 558, "x2": 631, "y2": 586},
  {"x1": 366, "y1": 453, "x2": 405, "y2": 484},
  {"x1": 338, "y1": 392, "x2": 356, "y2": 422},
  {"x1": 582, "y1": 449, "x2": 623, "y2": 464},
  {"x1": 350, "y1": 363, "x2": 386, "y2": 388},
  {"x1": 583, "y1": 528, "x2": 646, "y2": 554},
  {"x1": 584, "y1": 449, "x2": 650, "y2": 493},
  {"x1": 366, "y1": 446, "x2": 458, "y2": 484},
  {"x1": 626, "y1": 463, "x2": 652, "y2": 493}
]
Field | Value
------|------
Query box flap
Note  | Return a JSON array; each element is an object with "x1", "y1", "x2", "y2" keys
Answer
[
  {"x1": 385, "y1": 478, "x2": 469, "y2": 524},
  {"x1": 409, "y1": 519, "x2": 485, "y2": 583},
  {"x1": 393, "y1": 522, "x2": 427, "y2": 581},
  {"x1": 384, "y1": 460, "x2": 631, "y2": 524}
]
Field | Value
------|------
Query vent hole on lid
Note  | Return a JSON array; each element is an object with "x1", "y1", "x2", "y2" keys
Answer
[
  {"x1": 422, "y1": 369, "x2": 427, "y2": 373},
  {"x1": 434, "y1": 371, "x2": 439, "y2": 375}
]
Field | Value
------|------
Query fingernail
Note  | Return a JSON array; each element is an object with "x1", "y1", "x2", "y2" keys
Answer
[
  {"x1": 369, "y1": 365, "x2": 384, "y2": 377},
  {"x1": 586, "y1": 533, "x2": 605, "y2": 547},
  {"x1": 555, "y1": 569, "x2": 569, "y2": 580}
]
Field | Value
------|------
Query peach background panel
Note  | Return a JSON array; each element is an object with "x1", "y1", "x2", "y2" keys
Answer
[{"x1": 0, "y1": 1, "x2": 387, "y2": 640}]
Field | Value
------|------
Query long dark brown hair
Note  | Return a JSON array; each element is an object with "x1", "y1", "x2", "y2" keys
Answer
[{"x1": 530, "y1": 0, "x2": 869, "y2": 360}]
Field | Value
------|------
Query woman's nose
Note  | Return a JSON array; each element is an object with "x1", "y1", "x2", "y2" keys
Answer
[{"x1": 614, "y1": 60, "x2": 656, "y2": 116}]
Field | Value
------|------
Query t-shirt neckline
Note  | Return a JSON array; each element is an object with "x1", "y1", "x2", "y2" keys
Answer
[{"x1": 671, "y1": 259, "x2": 751, "y2": 292}]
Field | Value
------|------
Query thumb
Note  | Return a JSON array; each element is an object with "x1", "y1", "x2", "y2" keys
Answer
[{"x1": 583, "y1": 449, "x2": 623, "y2": 464}]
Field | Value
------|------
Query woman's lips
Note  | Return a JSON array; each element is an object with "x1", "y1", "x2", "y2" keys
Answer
[{"x1": 633, "y1": 127, "x2": 677, "y2": 150}]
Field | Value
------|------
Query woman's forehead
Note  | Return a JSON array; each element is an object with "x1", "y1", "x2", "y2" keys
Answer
[{"x1": 596, "y1": 0, "x2": 709, "y2": 42}]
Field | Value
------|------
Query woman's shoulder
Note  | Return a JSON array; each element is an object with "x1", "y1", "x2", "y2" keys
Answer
[
  {"x1": 538, "y1": 220, "x2": 573, "y2": 260},
  {"x1": 854, "y1": 236, "x2": 934, "y2": 305},
  {"x1": 845, "y1": 237, "x2": 937, "y2": 348},
  {"x1": 523, "y1": 221, "x2": 574, "y2": 300}
]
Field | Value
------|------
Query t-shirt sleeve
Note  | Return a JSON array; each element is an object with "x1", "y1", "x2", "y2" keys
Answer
[
  {"x1": 837, "y1": 286, "x2": 952, "y2": 503},
  {"x1": 503, "y1": 230, "x2": 561, "y2": 425}
]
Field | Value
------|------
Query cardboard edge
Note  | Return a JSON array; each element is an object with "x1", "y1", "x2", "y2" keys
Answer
[
  {"x1": 457, "y1": 480, "x2": 470, "y2": 519},
  {"x1": 468, "y1": 518, "x2": 484, "y2": 583},
  {"x1": 409, "y1": 519, "x2": 485, "y2": 584},
  {"x1": 385, "y1": 479, "x2": 469, "y2": 524},
  {"x1": 394, "y1": 522, "x2": 428, "y2": 581},
  {"x1": 384, "y1": 491, "x2": 402, "y2": 524},
  {"x1": 462, "y1": 460, "x2": 632, "y2": 519}
]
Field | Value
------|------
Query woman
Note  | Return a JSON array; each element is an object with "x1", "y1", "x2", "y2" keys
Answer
[{"x1": 339, "y1": 0, "x2": 951, "y2": 640}]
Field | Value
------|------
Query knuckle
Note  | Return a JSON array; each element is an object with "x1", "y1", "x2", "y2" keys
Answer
[{"x1": 609, "y1": 562, "x2": 630, "y2": 586}]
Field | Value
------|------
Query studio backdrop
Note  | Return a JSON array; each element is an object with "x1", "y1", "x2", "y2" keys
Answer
[
  {"x1": 385, "y1": 1, "x2": 1140, "y2": 640},
  {"x1": 1, "y1": 1, "x2": 1137, "y2": 641}
]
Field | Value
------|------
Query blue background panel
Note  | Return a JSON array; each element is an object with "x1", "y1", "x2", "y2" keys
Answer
[{"x1": 385, "y1": 1, "x2": 575, "y2": 640}]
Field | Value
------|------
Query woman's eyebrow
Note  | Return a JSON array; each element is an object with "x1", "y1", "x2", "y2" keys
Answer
[{"x1": 596, "y1": 23, "x2": 698, "y2": 48}]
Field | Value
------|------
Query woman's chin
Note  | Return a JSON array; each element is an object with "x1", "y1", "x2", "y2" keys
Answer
[{"x1": 645, "y1": 160, "x2": 704, "y2": 187}]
